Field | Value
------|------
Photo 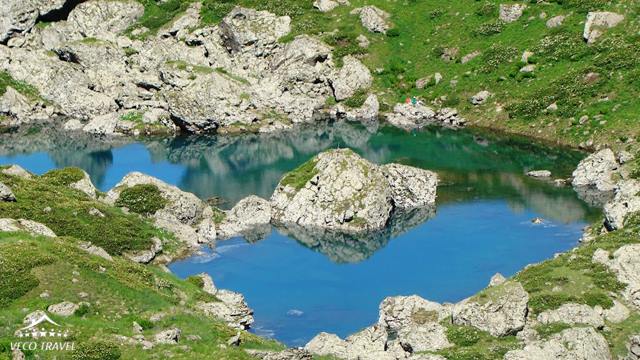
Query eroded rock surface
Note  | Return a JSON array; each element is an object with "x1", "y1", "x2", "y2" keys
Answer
[{"x1": 504, "y1": 327, "x2": 611, "y2": 360}]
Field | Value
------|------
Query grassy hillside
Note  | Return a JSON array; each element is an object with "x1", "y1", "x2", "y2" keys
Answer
[
  {"x1": 0, "y1": 170, "x2": 282, "y2": 359},
  {"x1": 127, "y1": 0, "x2": 639, "y2": 151}
]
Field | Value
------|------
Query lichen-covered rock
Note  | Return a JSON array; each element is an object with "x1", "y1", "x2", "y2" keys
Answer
[
  {"x1": 584, "y1": 12, "x2": 624, "y2": 44},
  {"x1": 220, "y1": 6, "x2": 291, "y2": 55},
  {"x1": 572, "y1": 149, "x2": 619, "y2": 192},
  {"x1": 604, "y1": 180, "x2": 640, "y2": 230},
  {"x1": 271, "y1": 149, "x2": 393, "y2": 233},
  {"x1": 0, "y1": 182, "x2": 16, "y2": 202},
  {"x1": 452, "y1": 281, "x2": 529, "y2": 336},
  {"x1": 331, "y1": 56, "x2": 372, "y2": 101},
  {"x1": 351, "y1": 6, "x2": 390, "y2": 33},
  {"x1": 537, "y1": 303, "x2": 604, "y2": 328},
  {"x1": 217, "y1": 195, "x2": 272, "y2": 241},
  {"x1": 499, "y1": 4, "x2": 526, "y2": 23},
  {"x1": 504, "y1": 327, "x2": 611, "y2": 360},
  {"x1": 47, "y1": 301, "x2": 79, "y2": 316},
  {"x1": 380, "y1": 163, "x2": 438, "y2": 210}
]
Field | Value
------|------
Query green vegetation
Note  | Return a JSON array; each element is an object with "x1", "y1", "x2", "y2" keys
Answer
[
  {"x1": 120, "y1": 111, "x2": 144, "y2": 123},
  {"x1": 215, "y1": 67, "x2": 250, "y2": 85},
  {"x1": 434, "y1": 324, "x2": 519, "y2": 360},
  {"x1": 0, "y1": 232, "x2": 283, "y2": 359},
  {"x1": 115, "y1": 184, "x2": 168, "y2": 216},
  {"x1": 279, "y1": 157, "x2": 319, "y2": 191},
  {"x1": 212, "y1": 207, "x2": 227, "y2": 225},
  {"x1": 0, "y1": 71, "x2": 42, "y2": 102},
  {"x1": 342, "y1": 89, "x2": 368, "y2": 108},
  {"x1": 0, "y1": 170, "x2": 162, "y2": 255},
  {"x1": 534, "y1": 322, "x2": 572, "y2": 338},
  {"x1": 166, "y1": 60, "x2": 214, "y2": 75}
]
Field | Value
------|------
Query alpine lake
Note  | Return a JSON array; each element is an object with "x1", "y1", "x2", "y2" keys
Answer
[{"x1": 0, "y1": 121, "x2": 601, "y2": 347}]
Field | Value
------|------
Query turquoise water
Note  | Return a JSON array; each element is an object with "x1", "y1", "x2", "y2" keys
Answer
[{"x1": 0, "y1": 123, "x2": 600, "y2": 346}]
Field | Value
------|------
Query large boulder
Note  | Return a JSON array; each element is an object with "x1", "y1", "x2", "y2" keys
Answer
[
  {"x1": 537, "y1": 303, "x2": 604, "y2": 328},
  {"x1": 0, "y1": 182, "x2": 16, "y2": 202},
  {"x1": 604, "y1": 180, "x2": 640, "y2": 230},
  {"x1": 584, "y1": 12, "x2": 624, "y2": 44},
  {"x1": 381, "y1": 164, "x2": 438, "y2": 210},
  {"x1": 1, "y1": 165, "x2": 32, "y2": 179},
  {"x1": 271, "y1": 149, "x2": 437, "y2": 235},
  {"x1": 351, "y1": 6, "x2": 390, "y2": 33},
  {"x1": 499, "y1": 4, "x2": 526, "y2": 23},
  {"x1": 305, "y1": 325, "x2": 409, "y2": 360},
  {"x1": 330, "y1": 56, "x2": 372, "y2": 101},
  {"x1": 220, "y1": 6, "x2": 291, "y2": 55},
  {"x1": 572, "y1": 149, "x2": 619, "y2": 192},
  {"x1": 217, "y1": 195, "x2": 272, "y2": 241},
  {"x1": 628, "y1": 335, "x2": 640, "y2": 360},
  {"x1": 504, "y1": 327, "x2": 611, "y2": 360},
  {"x1": 105, "y1": 172, "x2": 215, "y2": 246},
  {"x1": 594, "y1": 244, "x2": 640, "y2": 308},
  {"x1": 197, "y1": 289, "x2": 254, "y2": 330},
  {"x1": 67, "y1": 0, "x2": 144, "y2": 42},
  {"x1": 0, "y1": 0, "x2": 67, "y2": 43},
  {"x1": 452, "y1": 281, "x2": 529, "y2": 336},
  {"x1": 0, "y1": 218, "x2": 56, "y2": 237}
]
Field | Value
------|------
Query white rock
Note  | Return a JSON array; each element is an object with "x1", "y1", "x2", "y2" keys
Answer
[
  {"x1": 154, "y1": 328, "x2": 181, "y2": 344},
  {"x1": 604, "y1": 180, "x2": 640, "y2": 230},
  {"x1": 452, "y1": 281, "x2": 529, "y2": 336},
  {"x1": 217, "y1": 195, "x2": 272, "y2": 240},
  {"x1": 489, "y1": 273, "x2": 507, "y2": 287},
  {"x1": 198, "y1": 289, "x2": 254, "y2": 330},
  {"x1": 331, "y1": 56, "x2": 372, "y2": 101},
  {"x1": 220, "y1": 7, "x2": 291, "y2": 55},
  {"x1": 600, "y1": 244, "x2": 640, "y2": 308},
  {"x1": 471, "y1": 90, "x2": 492, "y2": 105},
  {"x1": 499, "y1": 4, "x2": 526, "y2": 23},
  {"x1": 313, "y1": 0, "x2": 339, "y2": 12},
  {"x1": 352, "y1": 6, "x2": 390, "y2": 33},
  {"x1": 69, "y1": 169, "x2": 97, "y2": 199},
  {"x1": 0, "y1": 182, "x2": 16, "y2": 202},
  {"x1": 527, "y1": 170, "x2": 551, "y2": 178},
  {"x1": 78, "y1": 241, "x2": 113, "y2": 261},
  {"x1": 572, "y1": 149, "x2": 618, "y2": 192},
  {"x1": 504, "y1": 327, "x2": 611, "y2": 360},
  {"x1": 546, "y1": 15, "x2": 566, "y2": 28},
  {"x1": 380, "y1": 163, "x2": 438, "y2": 210},
  {"x1": 584, "y1": 12, "x2": 624, "y2": 44},
  {"x1": 1, "y1": 165, "x2": 32, "y2": 179},
  {"x1": 537, "y1": 303, "x2": 604, "y2": 328},
  {"x1": 124, "y1": 237, "x2": 162, "y2": 264},
  {"x1": 47, "y1": 301, "x2": 79, "y2": 316},
  {"x1": 603, "y1": 300, "x2": 629, "y2": 323}
]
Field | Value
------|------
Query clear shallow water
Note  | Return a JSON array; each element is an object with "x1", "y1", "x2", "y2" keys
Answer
[{"x1": 0, "y1": 122, "x2": 600, "y2": 346}]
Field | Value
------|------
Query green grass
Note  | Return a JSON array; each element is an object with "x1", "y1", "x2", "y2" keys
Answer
[
  {"x1": 114, "y1": 184, "x2": 168, "y2": 216},
  {"x1": 120, "y1": 111, "x2": 144, "y2": 123},
  {"x1": 0, "y1": 232, "x2": 283, "y2": 359},
  {"x1": 0, "y1": 71, "x2": 42, "y2": 102},
  {"x1": 215, "y1": 67, "x2": 250, "y2": 85},
  {"x1": 432, "y1": 324, "x2": 519, "y2": 360},
  {"x1": 41, "y1": 167, "x2": 85, "y2": 186},
  {"x1": 279, "y1": 157, "x2": 319, "y2": 191},
  {"x1": 0, "y1": 170, "x2": 162, "y2": 255}
]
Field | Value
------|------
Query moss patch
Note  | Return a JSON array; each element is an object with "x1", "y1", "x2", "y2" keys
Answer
[
  {"x1": 115, "y1": 184, "x2": 168, "y2": 216},
  {"x1": 280, "y1": 157, "x2": 319, "y2": 191},
  {"x1": 41, "y1": 167, "x2": 85, "y2": 186}
]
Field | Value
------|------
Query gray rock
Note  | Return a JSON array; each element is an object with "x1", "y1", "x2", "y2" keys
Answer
[
  {"x1": 271, "y1": 149, "x2": 393, "y2": 234},
  {"x1": 504, "y1": 327, "x2": 611, "y2": 360},
  {"x1": 333, "y1": 94, "x2": 379, "y2": 123},
  {"x1": 628, "y1": 335, "x2": 640, "y2": 360},
  {"x1": 0, "y1": 0, "x2": 67, "y2": 43},
  {"x1": 604, "y1": 180, "x2": 640, "y2": 230},
  {"x1": 227, "y1": 331, "x2": 241, "y2": 346},
  {"x1": 499, "y1": 4, "x2": 526, "y2": 23},
  {"x1": 198, "y1": 289, "x2": 254, "y2": 330},
  {"x1": 69, "y1": 169, "x2": 97, "y2": 198},
  {"x1": 220, "y1": 6, "x2": 291, "y2": 55},
  {"x1": 0, "y1": 218, "x2": 56, "y2": 237},
  {"x1": 537, "y1": 303, "x2": 604, "y2": 328},
  {"x1": 546, "y1": 15, "x2": 566, "y2": 28},
  {"x1": 381, "y1": 163, "x2": 438, "y2": 210},
  {"x1": 154, "y1": 328, "x2": 181, "y2": 344},
  {"x1": 331, "y1": 56, "x2": 372, "y2": 101},
  {"x1": 132, "y1": 321, "x2": 143, "y2": 335},
  {"x1": 78, "y1": 241, "x2": 113, "y2": 261},
  {"x1": 461, "y1": 50, "x2": 481, "y2": 64},
  {"x1": 217, "y1": 195, "x2": 272, "y2": 241},
  {"x1": 471, "y1": 90, "x2": 492, "y2": 105},
  {"x1": 247, "y1": 349, "x2": 313, "y2": 360},
  {"x1": 572, "y1": 149, "x2": 618, "y2": 192},
  {"x1": 356, "y1": 34, "x2": 369, "y2": 48},
  {"x1": 597, "y1": 244, "x2": 640, "y2": 308},
  {"x1": 452, "y1": 281, "x2": 529, "y2": 336},
  {"x1": 489, "y1": 273, "x2": 507, "y2": 287},
  {"x1": 351, "y1": 6, "x2": 390, "y2": 33},
  {"x1": 47, "y1": 301, "x2": 79, "y2": 316},
  {"x1": 603, "y1": 300, "x2": 630, "y2": 324},
  {"x1": 618, "y1": 151, "x2": 634, "y2": 164},
  {"x1": 195, "y1": 273, "x2": 217, "y2": 295},
  {"x1": 313, "y1": 0, "x2": 339, "y2": 12},
  {"x1": 584, "y1": 12, "x2": 624, "y2": 44},
  {"x1": 124, "y1": 237, "x2": 162, "y2": 264},
  {"x1": 0, "y1": 182, "x2": 16, "y2": 202},
  {"x1": 1, "y1": 165, "x2": 32, "y2": 179}
]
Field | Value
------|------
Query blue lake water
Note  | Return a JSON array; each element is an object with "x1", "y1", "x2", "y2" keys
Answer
[{"x1": 0, "y1": 122, "x2": 600, "y2": 346}]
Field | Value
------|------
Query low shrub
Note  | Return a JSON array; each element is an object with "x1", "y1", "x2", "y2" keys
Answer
[
  {"x1": 72, "y1": 340, "x2": 121, "y2": 360},
  {"x1": 115, "y1": 184, "x2": 168, "y2": 216}
]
